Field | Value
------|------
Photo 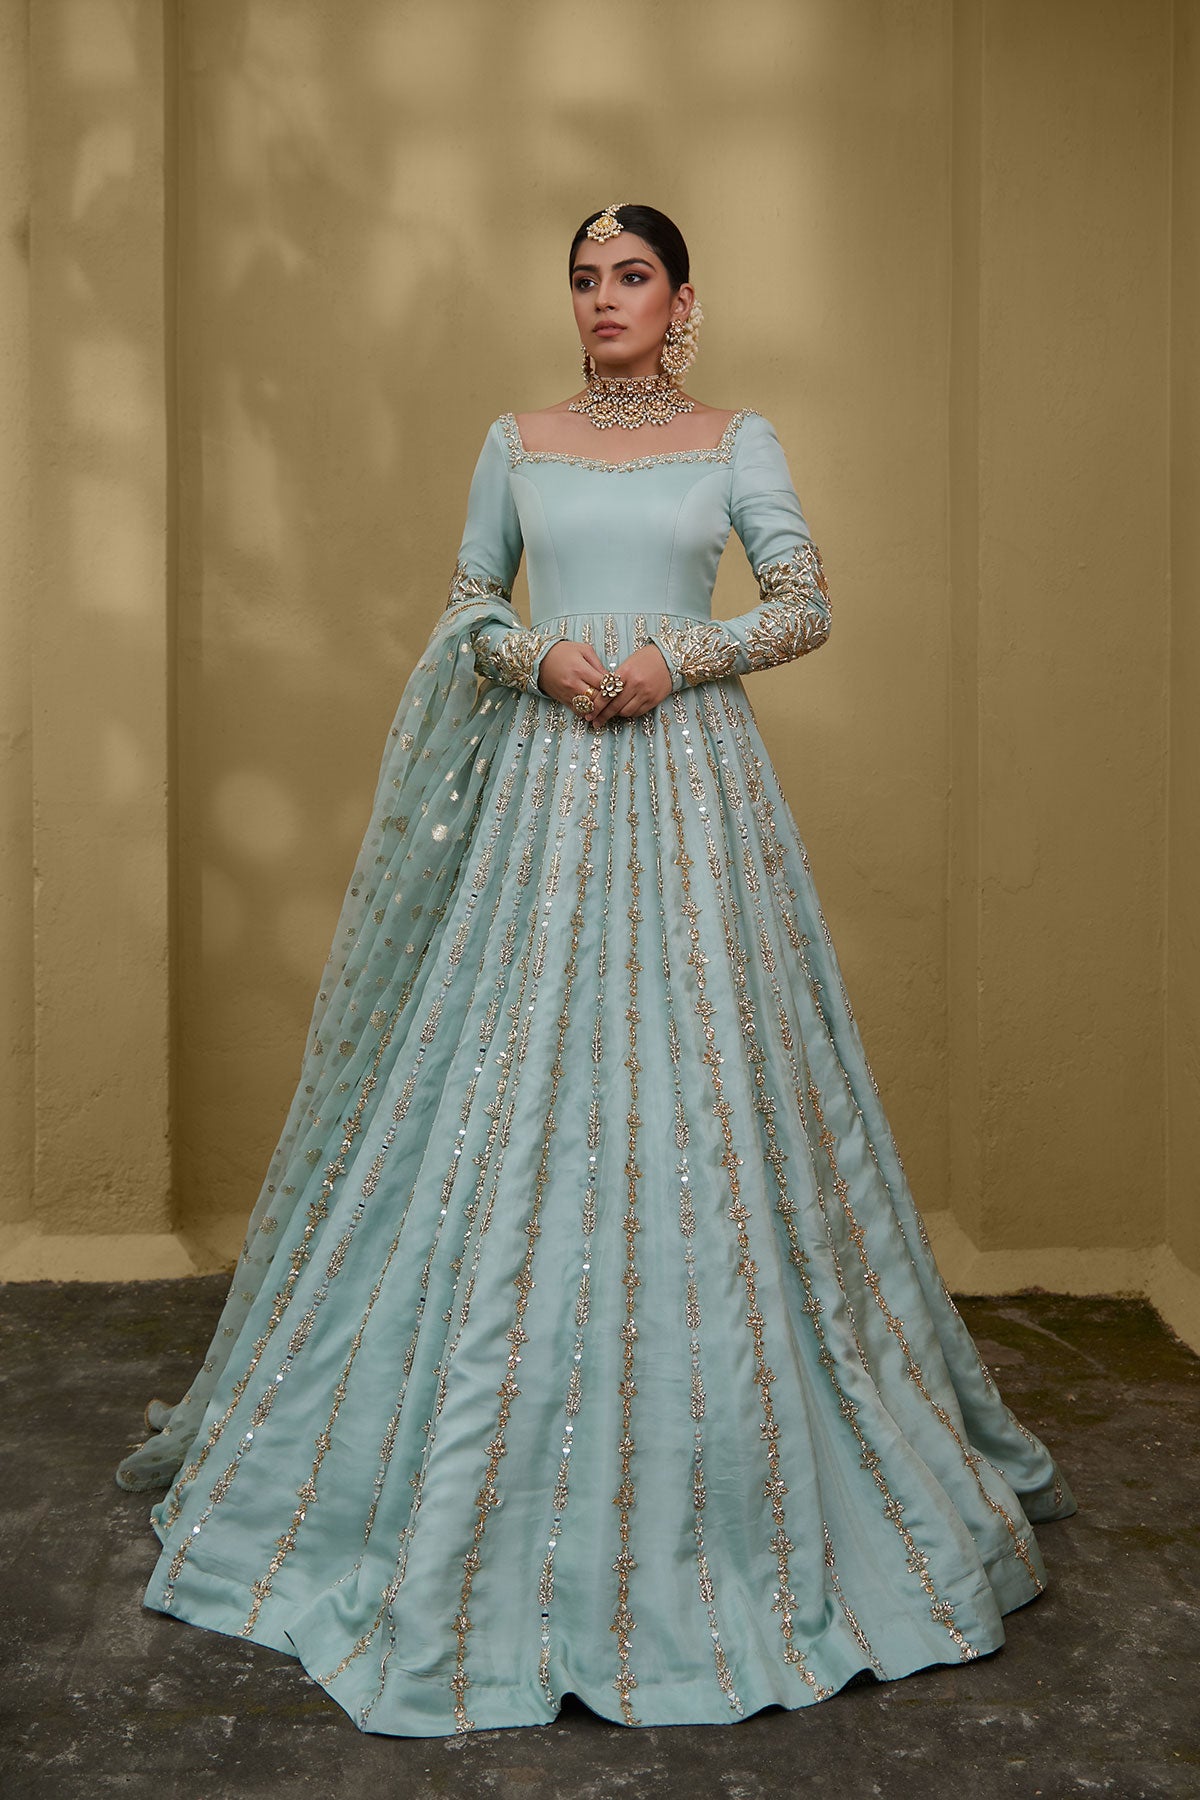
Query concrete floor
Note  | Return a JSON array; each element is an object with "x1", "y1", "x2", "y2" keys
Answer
[{"x1": 0, "y1": 1282, "x2": 1196, "y2": 1800}]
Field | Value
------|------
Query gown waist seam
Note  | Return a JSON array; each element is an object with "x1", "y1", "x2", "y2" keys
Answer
[{"x1": 531, "y1": 607, "x2": 714, "y2": 626}]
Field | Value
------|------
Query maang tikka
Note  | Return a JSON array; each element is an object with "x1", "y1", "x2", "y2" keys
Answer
[{"x1": 584, "y1": 202, "x2": 630, "y2": 243}]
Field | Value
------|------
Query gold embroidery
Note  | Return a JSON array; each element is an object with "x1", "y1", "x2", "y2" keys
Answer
[
  {"x1": 350, "y1": 721, "x2": 556, "y2": 1718},
  {"x1": 684, "y1": 686, "x2": 982, "y2": 1665},
  {"x1": 655, "y1": 619, "x2": 739, "y2": 686},
  {"x1": 651, "y1": 543, "x2": 830, "y2": 690},
  {"x1": 824, "y1": 1523, "x2": 886, "y2": 1679},
  {"x1": 646, "y1": 743, "x2": 744, "y2": 1715},
  {"x1": 447, "y1": 726, "x2": 604, "y2": 1732},
  {"x1": 445, "y1": 560, "x2": 556, "y2": 692},
  {"x1": 743, "y1": 542, "x2": 832, "y2": 669},
  {"x1": 708, "y1": 683, "x2": 1041, "y2": 1618},
  {"x1": 716, "y1": 688, "x2": 1040, "y2": 1547},
  {"x1": 160, "y1": 707, "x2": 539, "y2": 1603},
  {"x1": 445, "y1": 559, "x2": 512, "y2": 608},
  {"x1": 474, "y1": 626, "x2": 554, "y2": 692},
  {"x1": 661, "y1": 697, "x2": 830, "y2": 1699},
  {"x1": 159, "y1": 1055, "x2": 391, "y2": 1544},
  {"x1": 537, "y1": 716, "x2": 614, "y2": 1710},
  {"x1": 807, "y1": 1073, "x2": 1044, "y2": 1597},
  {"x1": 242, "y1": 734, "x2": 543, "y2": 1644},
  {"x1": 240, "y1": 1223, "x2": 406, "y2": 1635},
  {"x1": 498, "y1": 408, "x2": 756, "y2": 473},
  {"x1": 607, "y1": 731, "x2": 645, "y2": 1726},
  {"x1": 694, "y1": 695, "x2": 874, "y2": 1378}
]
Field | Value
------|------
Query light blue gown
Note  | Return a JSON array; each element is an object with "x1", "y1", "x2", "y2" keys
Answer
[{"x1": 117, "y1": 408, "x2": 1076, "y2": 1736}]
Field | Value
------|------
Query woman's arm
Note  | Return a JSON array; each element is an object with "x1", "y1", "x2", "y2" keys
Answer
[
  {"x1": 645, "y1": 414, "x2": 831, "y2": 690},
  {"x1": 448, "y1": 422, "x2": 566, "y2": 693}
]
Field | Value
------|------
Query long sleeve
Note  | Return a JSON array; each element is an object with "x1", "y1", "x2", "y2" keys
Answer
[
  {"x1": 646, "y1": 414, "x2": 831, "y2": 691},
  {"x1": 448, "y1": 421, "x2": 566, "y2": 693}
]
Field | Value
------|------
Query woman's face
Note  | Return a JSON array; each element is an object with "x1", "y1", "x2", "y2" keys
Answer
[{"x1": 570, "y1": 231, "x2": 694, "y2": 379}]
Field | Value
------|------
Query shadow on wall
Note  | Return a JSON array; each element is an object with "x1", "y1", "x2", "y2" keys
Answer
[
  {"x1": 56, "y1": 0, "x2": 945, "y2": 1233},
  {"x1": 170, "y1": 0, "x2": 875, "y2": 1234}
]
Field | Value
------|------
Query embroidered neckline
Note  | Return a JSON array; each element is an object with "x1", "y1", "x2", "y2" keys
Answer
[{"x1": 498, "y1": 408, "x2": 758, "y2": 472}]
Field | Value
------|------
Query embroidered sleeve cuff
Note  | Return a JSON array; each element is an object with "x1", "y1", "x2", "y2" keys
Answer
[
  {"x1": 473, "y1": 624, "x2": 566, "y2": 694},
  {"x1": 739, "y1": 542, "x2": 832, "y2": 670},
  {"x1": 446, "y1": 559, "x2": 514, "y2": 612},
  {"x1": 646, "y1": 621, "x2": 739, "y2": 689}
]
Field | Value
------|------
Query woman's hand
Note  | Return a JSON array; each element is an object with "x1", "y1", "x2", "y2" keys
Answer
[
  {"x1": 537, "y1": 638, "x2": 610, "y2": 706},
  {"x1": 586, "y1": 644, "x2": 673, "y2": 728}
]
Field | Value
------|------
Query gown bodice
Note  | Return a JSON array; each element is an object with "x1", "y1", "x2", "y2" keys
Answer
[
  {"x1": 496, "y1": 409, "x2": 770, "y2": 623},
  {"x1": 452, "y1": 408, "x2": 834, "y2": 695}
]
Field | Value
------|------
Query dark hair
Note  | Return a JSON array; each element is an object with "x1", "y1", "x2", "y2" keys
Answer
[{"x1": 568, "y1": 205, "x2": 690, "y2": 291}]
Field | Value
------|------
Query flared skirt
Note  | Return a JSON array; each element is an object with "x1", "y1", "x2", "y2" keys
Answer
[{"x1": 121, "y1": 608, "x2": 1076, "y2": 1736}]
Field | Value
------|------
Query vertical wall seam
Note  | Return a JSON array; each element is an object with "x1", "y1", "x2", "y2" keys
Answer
[
  {"x1": 945, "y1": 0, "x2": 957, "y2": 1227},
  {"x1": 1, "y1": 0, "x2": 34, "y2": 1230},
  {"x1": 163, "y1": 0, "x2": 182, "y2": 1228},
  {"x1": 947, "y1": 0, "x2": 984, "y2": 1242},
  {"x1": 1163, "y1": 0, "x2": 1176, "y2": 1266}
]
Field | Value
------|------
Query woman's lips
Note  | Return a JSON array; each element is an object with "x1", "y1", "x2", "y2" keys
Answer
[{"x1": 594, "y1": 324, "x2": 625, "y2": 336}]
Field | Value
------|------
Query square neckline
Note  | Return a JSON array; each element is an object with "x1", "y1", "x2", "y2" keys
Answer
[{"x1": 498, "y1": 408, "x2": 757, "y2": 473}]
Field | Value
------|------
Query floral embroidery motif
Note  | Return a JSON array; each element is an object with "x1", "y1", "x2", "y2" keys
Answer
[
  {"x1": 654, "y1": 620, "x2": 740, "y2": 686},
  {"x1": 445, "y1": 559, "x2": 512, "y2": 609},
  {"x1": 444, "y1": 559, "x2": 554, "y2": 693},
  {"x1": 652, "y1": 544, "x2": 831, "y2": 689},
  {"x1": 474, "y1": 627, "x2": 553, "y2": 692},
  {"x1": 743, "y1": 542, "x2": 832, "y2": 669},
  {"x1": 498, "y1": 409, "x2": 757, "y2": 473}
]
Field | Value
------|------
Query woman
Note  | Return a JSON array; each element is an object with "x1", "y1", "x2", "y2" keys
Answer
[{"x1": 117, "y1": 203, "x2": 1076, "y2": 1736}]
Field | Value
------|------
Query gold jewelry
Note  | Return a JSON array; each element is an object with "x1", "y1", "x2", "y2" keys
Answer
[
  {"x1": 569, "y1": 371, "x2": 695, "y2": 430},
  {"x1": 660, "y1": 298, "x2": 704, "y2": 380},
  {"x1": 585, "y1": 203, "x2": 630, "y2": 243},
  {"x1": 570, "y1": 688, "x2": 597, "y2": 716},
  {"x1": 598, "y1": 672, "x2": 625, "y2": 698}
]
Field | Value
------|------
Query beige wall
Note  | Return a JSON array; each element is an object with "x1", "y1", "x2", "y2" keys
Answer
[
  {"x1": 1168, "y1": 0, "x2": 1200, "y2": 1307},
  {"x1": 26, "y1": 0, "x2": 174, "y2": 1245},
  {"x1": 952, "y1": 0, "x2": 1171, "y2": 1256},
  {"x1": 169, "y1": 0, "x2": 956, "y2": 1244},
  {"x1": 0, "y1": 0, "x2": 32, "y2": 1231},
  {"x1": 1, "y1": 0, "x2": 1197, "y2": 1349}
]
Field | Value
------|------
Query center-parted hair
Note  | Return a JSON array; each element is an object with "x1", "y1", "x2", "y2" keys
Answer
[{"x1": 569, "y1": 206, "x2": 690, "y2": 292}]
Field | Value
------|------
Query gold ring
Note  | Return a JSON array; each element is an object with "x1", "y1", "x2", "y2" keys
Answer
[
  {"x1": 570, "y1": 688, "x2": 597, "y2": 717},
  {"x1": 598, "y1": 672, "x2": 625, "y2": 698}
]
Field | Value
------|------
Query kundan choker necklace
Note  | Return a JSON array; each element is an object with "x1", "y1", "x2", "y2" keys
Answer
[{"x1": 568, "y1": 371, "x2": 695, "y2": 431}]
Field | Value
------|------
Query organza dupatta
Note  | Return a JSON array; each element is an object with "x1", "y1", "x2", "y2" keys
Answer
[{"x1": 116, "y1": 595, "x2": 523, "y2": 1492}]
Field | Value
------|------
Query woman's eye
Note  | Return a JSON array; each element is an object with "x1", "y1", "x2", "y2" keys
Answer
[{"x1": 572, "y1": 272, "x2": 647, "y2": 290}]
